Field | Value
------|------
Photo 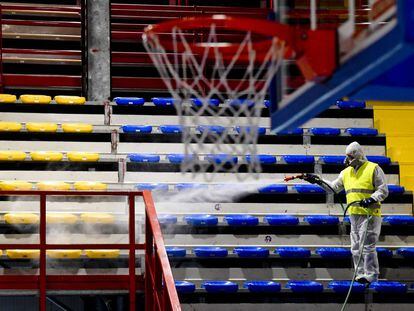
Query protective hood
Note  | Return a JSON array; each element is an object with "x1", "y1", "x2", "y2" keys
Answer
[{"x1": 345, "y1": 141, "x2": 367, "y2": 168}]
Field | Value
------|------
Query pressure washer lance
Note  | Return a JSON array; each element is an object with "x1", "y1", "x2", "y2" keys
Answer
[{"x1": 284, "y1": 174, "x2": 373, "y2": 311}]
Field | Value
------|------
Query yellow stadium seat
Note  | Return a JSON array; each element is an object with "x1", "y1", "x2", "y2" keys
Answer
[
  {"x1": 62, "y1": 123, "x2": 93, "y2": 133},
  {"x1": 0, "y1": 94, "x2": 17, "y2": 103},
  {"x1": 0, "y1": 180, "x2": 32, "y2": 190},
  {"x1": 80, "y1": 213, "x2": 114, "y2": 224},
  {"x1": 47, "y1": 250, "x2": 82, "y2": 259},
  {"x1": 26, "y1": 122, "x2": 58, "y2": 133},
  {"x1": 6, "y1": 250, "x2": 40, "y2": 259},
  {"x1": 4, "y1": 213, "x2": 39, "y2": 224},
  {"x1": 84, "y1": 250, "x2": 120, "y2": 259},
  {"x1": 54, "y1": 95, "x2": 86, "y2": 105},
  {"x1": 0, "y1": 151, "x2": 26, "y2": 161},
  {"x1": 67, "y1": 152, "x2": 99, "y2": 162},
  {"x1": 73, "y1": 181, "x2": 107, "y2": 191},
  {"x1": 20, "y1": 95, "x2": 51, "y2": 104},
  {"x1": 0, "y1": 122, "x2": 22, "y2": 132},
  {"x1": 36, "y1": 181, "x2": 71, "y2": 191},
  {"x1": 46, "y1": 213, "x2": 78, "y2": 224},
  {"x1": 30, "y1": 151, "x2": 63, "y2": 162}
]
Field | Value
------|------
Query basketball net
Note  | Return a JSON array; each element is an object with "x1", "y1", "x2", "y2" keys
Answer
[{"x1": 143, "y1": 22, "x2": 285, "y2": 182}]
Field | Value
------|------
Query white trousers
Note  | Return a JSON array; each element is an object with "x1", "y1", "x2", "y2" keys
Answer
[{"x1": 350, "y1": 214, "x2": 382, "y2": 282}]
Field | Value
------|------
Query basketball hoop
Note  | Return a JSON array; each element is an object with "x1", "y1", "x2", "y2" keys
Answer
[{"x1": 142, "y1": 15, "x2": 337, "y2": 181}]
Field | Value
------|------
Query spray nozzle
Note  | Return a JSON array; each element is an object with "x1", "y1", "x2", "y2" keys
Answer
[{"x1": 284, "y1": 174, "x2": 305, "y2": 182}]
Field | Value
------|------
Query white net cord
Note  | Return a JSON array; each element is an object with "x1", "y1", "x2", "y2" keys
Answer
[{"x1": 143, "y1": 23, "x2": 285, "y2": 182}]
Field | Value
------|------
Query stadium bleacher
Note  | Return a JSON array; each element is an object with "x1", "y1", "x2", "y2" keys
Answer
[{"x1": 0, "y1": 0, "x2": 412, "y2": 310}]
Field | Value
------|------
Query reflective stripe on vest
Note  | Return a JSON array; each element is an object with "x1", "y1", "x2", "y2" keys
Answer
[{"x1": 342, "y1": 161, "x2": 381, "y2": 216}]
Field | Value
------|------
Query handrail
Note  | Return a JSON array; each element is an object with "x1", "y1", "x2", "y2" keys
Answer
[
  {"x1": 0, "y1": 189, "x2": 180, "y2": 311},
  {"x1": 143, "y1": 191, "x2": 181, "y2": 311}
]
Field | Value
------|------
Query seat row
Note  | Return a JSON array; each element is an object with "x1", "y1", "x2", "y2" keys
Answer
[
  {"x1": 0, "y1": 151, "x2": 99, "y2": 162},
  {"x1": 0, "y1": 122, "x2": 93, "y2": 133},
  {"x1": 0, "y1": 180, "x2": 404, "y2": 195},
  {"x1": 0, "y1": 122, "x2": 376, "y2": 137},
  {"x1": 0, "y1": 249, "x2": 120, "y2": 259},
  {"x1": 175, "y1": 280, "x2": 409, "y2": 294},
  {"x1": 3, "y1": 212, "x2": 114, "y2": 225},
  {"x1": 122, "y1": 125, "x2": 379, "y2": 137},
  {"x1": 0, "y1": 94, "x2": 366, "y2": 110},
  {"x1": 0, "y1": 152, "x2": 391, "y2": 166},
  {"x1": 129, "y1": 154, "x2": 391, "y2": 165},
  {"x1": 159, "y1": 213, "x2": 412, "y2": 227},
  {"x1": 114, "y1": 97, "x2": 366, "y2": 110},
  {"x1": 0, "y1": 181, "x2": 107, "y2": 191},
  {"x1": 3, "y1": 212, "x2": 413, "y2": 227},
  {"x1": 141, "y1": 183, "x2": 403, "y2": 194},
  {"x1": 166, "y1": 246, "x2": 414, "y2": 259},
  {"x1": 0, "y1": 94, "x2": 85, "y2": 105}
]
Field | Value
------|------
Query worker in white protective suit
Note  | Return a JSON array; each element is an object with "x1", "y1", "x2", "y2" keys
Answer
[{"x1": 303, "y1": 141, "x2": 388, "y2": 284}]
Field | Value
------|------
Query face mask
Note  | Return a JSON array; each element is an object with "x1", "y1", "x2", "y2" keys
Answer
[{"x1": 344, "y1": 154, "x2": 358, "y2": 167}]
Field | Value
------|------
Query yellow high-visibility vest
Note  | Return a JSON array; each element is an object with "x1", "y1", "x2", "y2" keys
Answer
[{"x1": 342, "y1": 161, "x2": 381, "y2": 216}]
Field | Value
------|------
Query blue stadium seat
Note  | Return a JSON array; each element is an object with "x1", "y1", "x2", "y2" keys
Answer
[
  {"x1": 277, "y1": 128, "x2": 303, "y2": 135},
  {"x1": 377, "y1": 247, "x2": 393, "y2": 258},
  {"x1": 167, "y1": 154, "x2": 195, "y2": 164},
  {"x1": 166, "y1": 247, "x2": 186, "y2": 258},
  {"x1": 286, "y1": 281, "x2": 323, "y2": 293},
  {"x1": 128, "y1": 154, "x2": 160, "y2": 163},
  {"x1": 121, "y1": 125, "x2": 152, "y2": 133},
  {"x1": 191, "y1": 98, "x2": 220, "y2": 107},
  {"x1": 370, "y1": 281, "x2": 407, "y2": 293},
  {"x1": 159, "y1": 125, "x2": 184, "y2": 134},
  {"x1": 228, "y1": 99, "x2": 255, "y2": 107},
  {"x1": 310, "y1": 127, "x2": 341, "y2": 136},
  {"x1": 343, "y1": 216, "x2": 350, "y2": 223},
  {"x1": 175, "y1": 281, "x2": 196, "y2": 294},
  {"x1": 387, "y1": 185, "x2": 405, "y2": 194},
  {"x1": 315, "y1": 247, "x2": 352, "y2": 259},
  {"x1": 328, "y1": 281, "x2": 365, "y2": 293},
  {"x1": 205, "y1": 154, "x2": 238, "y2": 165},
  {"x1": 366, "y1": 156, "x2": 391, "y2": 165},
  {"x1": 282, "y1": 155, "x2": 315, "y2": 164},
  {"x1": 264, "y1": 215, "x2": 299, "y2": 226},
  {"x1": 175, "y1": 183, "x2": 208, "y2": 191},
  {"x1": 243, "y1": 281, "x2": 281, "y2": 293},
  {"x1": 396, "y1": 248, "x2": 414, "y2": 258},
  {"x1": 202, "y1": 281, "x2": 238, "y2": 293},
  {"x1": 346, "y1": 128, "x2": 378, "y2": 136},
  {"x1": 275, "y1": 247, "x2": 311, "y2": 258},
  {"x1": 152, "y1": 97, "x2": 176, "y2": 107},
  {"x1": 245, "y1": 155, "x2": 276, "y2": 164},
  {"x1": 294, "y1": 184, "x2": 325, "y2": 194},
  {"x1": 193, "y1": 247, "x2": 228, "y2": 258},
  {"x1": 184, "y1": 214, "x2": 218, "y2": 226},
  {"x1": 383, "y1": 215, "x2": 414, "y2": 225},
  {"x1": 135, "y1": 183, "x2": 169, "y2": 191},
  {"x1": 319, "y1": 155, "x2": 346, "y2": 164},
  {"x1": 336, "y1": 100, "x2": 366, "y2": 109},
  {"x1": 197, "y1": 125, "x2": 226, "y2": 135},
  {"x1": 113, "y1": 97, "x2": 145, "y2": 106},
  {"x1": 258, "y1": 184, "x2": 288, "y2": 194},
  {"x1": 233, "y1": 247, "x2": 269, "y2": 258},
  {"x1": 224, "y1": 215, "x2": 259, "y2": 226},
  {"x1": 235, "y1": 126, "x2": 266, "y2": 136},
  {"x1": 304, "y1": 215, "x2": 339, "y2": 225},
  {"x1": 157, "y1": 215, "x2": 177, "y2": 225}
]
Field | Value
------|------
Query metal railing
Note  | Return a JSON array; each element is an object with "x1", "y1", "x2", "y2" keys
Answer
[{"x1": 0, "y1": 190, "x2": 180, "y2": 311}]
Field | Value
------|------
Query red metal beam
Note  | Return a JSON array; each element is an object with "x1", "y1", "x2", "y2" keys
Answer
[{"x1": 143, "y1": 191, "x2": 181, "y2": 311}]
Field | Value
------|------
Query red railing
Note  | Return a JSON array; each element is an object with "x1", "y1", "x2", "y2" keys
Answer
[{"x1": 0, "y1": 190, "x2": 181, "y2": 311}]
